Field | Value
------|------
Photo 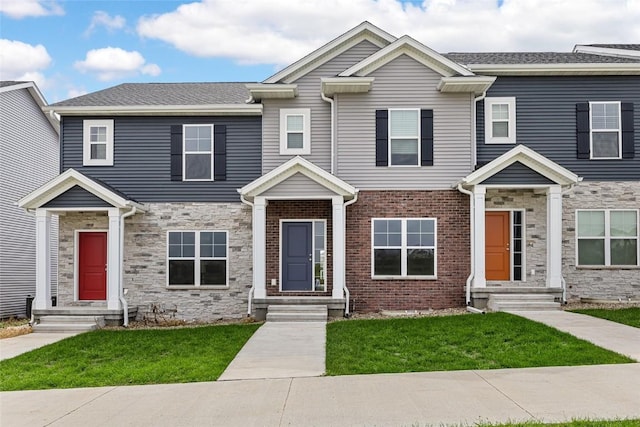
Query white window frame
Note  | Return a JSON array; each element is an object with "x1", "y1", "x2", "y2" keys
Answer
[
  {"x1": 484, "y1": 97, "x2": 516, "y2": 144},
  {"x1": 576, "y1": 209, "x2": 639, "y2": 267},
  {"x1": 166, "y1": 230, "x2": 229, "y2": 288},
  {"x1": 83, "y1": 119, "x2": 114, "y2": 166},
  {"x1": 388, "y1": 108, "x2": 421, "y2": 167},
  {"x1": 589, "y1": 101, "x2": 622, "y2": 160},
  {"x1": 183, "y1": 124, "x2": 214, "y2": 182},
  {"x1": 279, "y1": 108, "x2": 311, "y2": 155},
  {"x1": 371, "y1": 218, "x2": 437, "y2": 279}
]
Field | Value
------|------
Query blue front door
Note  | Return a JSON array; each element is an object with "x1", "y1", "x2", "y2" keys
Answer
[{"x1": 282, "y1": 222, "x2": 313, "y2": 291}]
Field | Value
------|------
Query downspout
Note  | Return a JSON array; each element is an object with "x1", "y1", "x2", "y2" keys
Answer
[
  {"x1": 320, "y1": 92, "x2": 335, "y2": 175},
  {"x1": 342, "y1": 192, "x2": 359, "y2": 316},
  {"x1": 457, "y1": 184, "x2": 474, "y2": 306},
  {"x1": 119, "y1": 206, "x2": 137, "y2": 327},
  {"x1": 240, "y1": 194, "x2": 255, "y2": 316}
]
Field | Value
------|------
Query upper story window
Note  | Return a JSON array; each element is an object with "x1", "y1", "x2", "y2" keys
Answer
[
  {"x1": 484, "y1": 97, "x2": 516, "y2": 144},
  {"x1": 83, "y1": 120, "x2": 114, "y2": 166},
  {"x1": 183, "y1": 124, "x2": 214, "y2": 181},
  {"x1": 389, "y1": 109, "x2": 420, "y2": 166},
  {"x1": 590, "y1": 101, "x2": 621, "y2": 159},
  {"x1": 576, "y1": 209, "x2": 638, "y2": 266},
  {"x1": 280, "y1": 108, "x2": 310, "y2": 155}
]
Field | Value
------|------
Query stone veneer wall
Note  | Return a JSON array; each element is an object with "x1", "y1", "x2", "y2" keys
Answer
[
  {"x1": 562, "y1": 181, "x2": 640, "y2": 301},
  {"x1": 57, "y1": 203, "x2": 253, "y2": 321},
  {"x1": 485, "y1": 189, "x2": 547, "y2": 286},
  {"x1": 345, "y1": 190, "x2": 470, "y2": 312}
]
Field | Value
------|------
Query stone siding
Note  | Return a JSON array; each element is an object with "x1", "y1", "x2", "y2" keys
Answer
[{"x1": 562, "y1": 181, "x2": 640, "y2": 301}]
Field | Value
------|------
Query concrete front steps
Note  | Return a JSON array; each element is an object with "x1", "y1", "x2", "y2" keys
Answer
[
  {"x1": 487, "y1": 293, "x2": 561, "y2": 312},
  {"x1": 266, "y1": 305, "x2": 328, "y2": 322},
  {"x1": 32, "y1": 315, "x2": 105, "y2": 333}
]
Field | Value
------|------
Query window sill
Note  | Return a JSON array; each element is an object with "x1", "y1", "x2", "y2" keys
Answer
[
  {"x1": 166, "y1": 285, "x2": 229, "y2": 290},
  {"x1": 485, "y1": 141, "x2": 516, "y2": 145},
  {"x1": 372, "y1": 275, "x2": 437, "y2": 280},
  {"x1": 576, "y1": 265, "x2": 640, "y2": 270}
]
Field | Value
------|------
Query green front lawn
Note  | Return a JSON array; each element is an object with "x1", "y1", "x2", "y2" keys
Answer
[
  {"x1": 477, "y1": 421, "x2": 640, "y2": 427},
  {"x1": 326, "y1": 312, "x2": 633, "y2": 375},
  {"x1": 0, "y1": 323, "x2": 260, "y2": 391},
  {"x1": 570, "y1": 307, "x2": 640, "y2": 328}
]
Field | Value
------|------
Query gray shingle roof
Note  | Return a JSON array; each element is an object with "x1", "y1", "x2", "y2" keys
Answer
[
  {"x1": 0, "y1": 81, "x2": 27, "y2": 88},
  {"x1": 444, "y1": 52, "x2": 640, "y2": 65},
  {"x1": 52, "y1": 82, "x2": 252, "y2": 107}
]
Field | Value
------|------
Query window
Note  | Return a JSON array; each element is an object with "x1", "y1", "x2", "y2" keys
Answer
[
  {"x1": 167, "y1": 231, "x2": 228, "y2": 286},
  {"x1": 183, "y1": 124, "x2": 214, "y2": 181},
  {"x1": 484, "y1": 97, "x2": 516, "y2": 144},
  {"x1": 590, "y1": 102, "x2": 621, "y2": 159},
  {"x1": 280, "y1": 109, "x2": 310, "y2": 155},
  {"x1": 372, "y1": 218, "x2": 436, "y2": 278},
  {"x1": 577, "y1": 210, "x2": 639, "y2": 266},
  {"x1": 389, "y1": 109, "x2": 420, "y2": 166},
  {"x1": 83, "y1": 120, "x2": 114, "y2": 165}
]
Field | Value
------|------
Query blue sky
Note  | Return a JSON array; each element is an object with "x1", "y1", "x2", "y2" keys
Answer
[{"x1": 2, "y1": 0, "x2": 639, "y2": 103}]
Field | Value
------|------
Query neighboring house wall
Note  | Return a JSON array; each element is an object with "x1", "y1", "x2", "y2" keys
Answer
[
  {"x1": 60, "y1": 116, "x2": 262, "y2": 202},
  {"x1": 336, "y1": 54, "x2": 473, "y2": 189},
  {"x1": 0, "y1": 86, "x2": 58, "y2": 318},
  {"x1": 477, "y1": 76, "x2": 640, "y2": 180},
  {"x1": 261, "y1": 40, "x2": 381, "y2": 173}
]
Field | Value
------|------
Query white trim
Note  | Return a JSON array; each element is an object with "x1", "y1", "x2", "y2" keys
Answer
[
  {"x1": 279, "y1": 108, "x2": 311, "y2": 155},
  {"x1": 166, "y1": 230, "x2": 229, "y2": 288},
  {"x1": 437, "y1": 76, "x2": 496, "y2": 95},
  {"x1": 34, "y1": 210, "x2": 53, "y2": 309},
  {"x1": 183, "y1": 124, "x2": 214, "y2": 181},
  {"x1": 45, "y1": 104, "x2": 262, "y2": 116},
  {"x1": 388, "y1": 108, "x2": 421, "y2": 167},
  {"x1": 74, "y1": 229, "x2": 109, "y2": 302},
  {"x1": 589, "y1": 101, "x2": 622, "y2": 160},
  {"x1": 573, "y1": 45, "x2": 640, "y2": 60},
  {"x1": 484, "y1": 97, "x2": 516, "y2": 145},
  {"x1": 279, "y1": 220, "x2": 326, "y2": 292},
  {"x1": 340, "y1": 35, "x2": 474, "y2": 78},
  {"x1": 472, "y1": 187, "x2": 487, "y2": 288},
  {"x1": 546, "y1": 186, "x2": 563, "y2": 288},
  {"x1": 253, "y1": 197, "x2": 267, "y2": 299},
  {"x1": 575, "y1": 209, "x2": 640, "y2": 267},
  {"x1": 83, "y1": 119, "x2": 114, "y2": 166},
  {"x1": 321, "y1": 77, "x2": 374, "y2": 96},
  {"x1": 464, "y1": 63, "x2": 640, "y2": 76},
  {"x1": 371, "y1": 218, "x2": 438, "y2": 280}
]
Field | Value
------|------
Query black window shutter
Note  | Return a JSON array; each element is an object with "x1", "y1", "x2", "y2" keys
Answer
[
  {"x1": 214, "y1": 125, "x2": 227, "y2": 181},
  {"x1": 621, "y1": 102, "x2": 635, "y2": 159},
  {"x1": 421, "y1": 109, "x2": 434, "y2": 166},
  {"x1": 375, "y1": 110, "x2": 388, "y2": 166},
  {"x1": 576, "y1": 102, "x2": 590, "y2": 159},
  {"x1": 170, "y1": 125, "x2": 183, "y2": 181}
]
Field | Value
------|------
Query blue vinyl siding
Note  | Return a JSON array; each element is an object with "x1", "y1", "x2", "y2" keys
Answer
[
  {"x1": 477, "y1": 76, "x2": 640, "y2": 180},
  {"x1": 44, "y1": 185, "x2": 112, "y2": 208},
  {"x1": 480, "y1": 162, "x2": 555, "y2": 185},
  {"x1": 61, "y1": 116, "x2": 261, "y2": 202}
]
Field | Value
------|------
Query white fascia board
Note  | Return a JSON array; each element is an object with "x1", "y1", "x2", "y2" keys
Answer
[
  {"x1": 44, "y1": 104, "x2": 263, "y2": 116},
  {"x1": 321, "y1": 77, "x2": 374, "y2": 96},
  {"x1": 437, "y1": 76, "x2": 496, "y2": 95},
  {"x1": 339, "y1": 36, "x2": 474, "y2": 78},
  {"x1": 239, "y1": 156, "x2": 357, "y2": 200},
  {"x1": 573, "y1": 45, "x2": 640, "y2": 59},
  {"x1": 465, "y1": 63, "x2": 640, "y2": 75},
  {"x1": 462, "y1": 145, "x2": 580, "y2": 186},
  {"x1": 246, "y1": 83, "x2": 298, "y2": 100},
  {"x1": 263, "y1": 21, "x2": 396, "y2": 84}
]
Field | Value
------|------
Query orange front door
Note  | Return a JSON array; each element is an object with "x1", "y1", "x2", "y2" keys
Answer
[
  {"x1": 485, "y1": 212, "x2": 510, "y2": 280},
  {"x1": 78, "y1": 232, "x2": 107, "y2": 300}
]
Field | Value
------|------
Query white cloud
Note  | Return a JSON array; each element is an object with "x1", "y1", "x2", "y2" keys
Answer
[
  {"x1": 137, "y1": 0, "x2": 640, "y2": 67},
  {"x1": 84, "y1": 11, "x2": 126, "y2": 36},
  {"x1": 0, "y1": 0, "x2": 63, "y2": 19},
  {"x1": 74, "y1": 47, "x2": 162, "y2": 81},
  {"x1": 0, "y1": 39, "x2": 52, "y2": 88}
]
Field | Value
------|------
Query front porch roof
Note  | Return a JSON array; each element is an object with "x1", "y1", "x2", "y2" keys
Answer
[
  {"x1": 238, "y1": 156, "x2": 358, "y2": 202},
  {"x1": 18, "y1": 168, "x2": 146, "y2": 211},
  {"x1": 461, "y1": 145, "x2": 582, "y2": 187}
]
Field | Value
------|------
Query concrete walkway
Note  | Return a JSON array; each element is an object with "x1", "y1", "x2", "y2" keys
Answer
[
  {"x1": 218, "y1": 321, "x2": 326, "y2": 380},
  {"x1": 0, "y1": 332, "x2": 80, "y2": 361},
  {"x1": 2, "y1": 363, "x2": 639, "y2": 426},
  {"x1": 508, "y1": 310, "x2": 640, "y2": 361}
]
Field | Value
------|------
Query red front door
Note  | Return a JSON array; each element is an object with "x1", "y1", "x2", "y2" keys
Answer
[
  {"x1": 78, "y1": 232, "x2": 107, "y2": 300},
  {"x1": 485, "y1": 212, "x2": 510, "y2": 280}
]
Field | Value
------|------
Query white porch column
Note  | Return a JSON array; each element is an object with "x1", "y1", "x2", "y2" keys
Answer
[
  {"x1": 547, "y1": 185, "x2": 563, "y2": 288},
  {"x1": 473, "y1": 186, "x2": 487, "y2": 288},
  {"x1": 107, "y1": 208, "x2": 122, "y2": 310},
  {"x1": 34, "y1": 209, "x2": 52, "y2": 310},
  {"x1": 253, "y1": 197, "x2": 267, "y2": 299},
  {"x1": 331, "y1": 196, "x2": 345, "y2": 299}
]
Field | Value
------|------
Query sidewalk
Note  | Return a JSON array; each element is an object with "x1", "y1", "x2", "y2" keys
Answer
[
  {"x1": 2, "y1": 363, "x2": 639, "y2": 427},
  {"x1": 0, "y1": 332, "x2": 80, "y2": 361}
]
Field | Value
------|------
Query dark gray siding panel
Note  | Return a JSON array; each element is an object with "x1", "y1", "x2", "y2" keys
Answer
[
  {"x1": 61, "y1": 116, "x2": 261, "y2": 202},
  {"x1": 476, "y1": 76, "x2": 640, "y2": 180},
  {"x1": 44, "y1": 185, "x2": 112, "y2": 208},
  {"x1": 481, "y1": 162, "x2": 555, "y2": 185}
]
